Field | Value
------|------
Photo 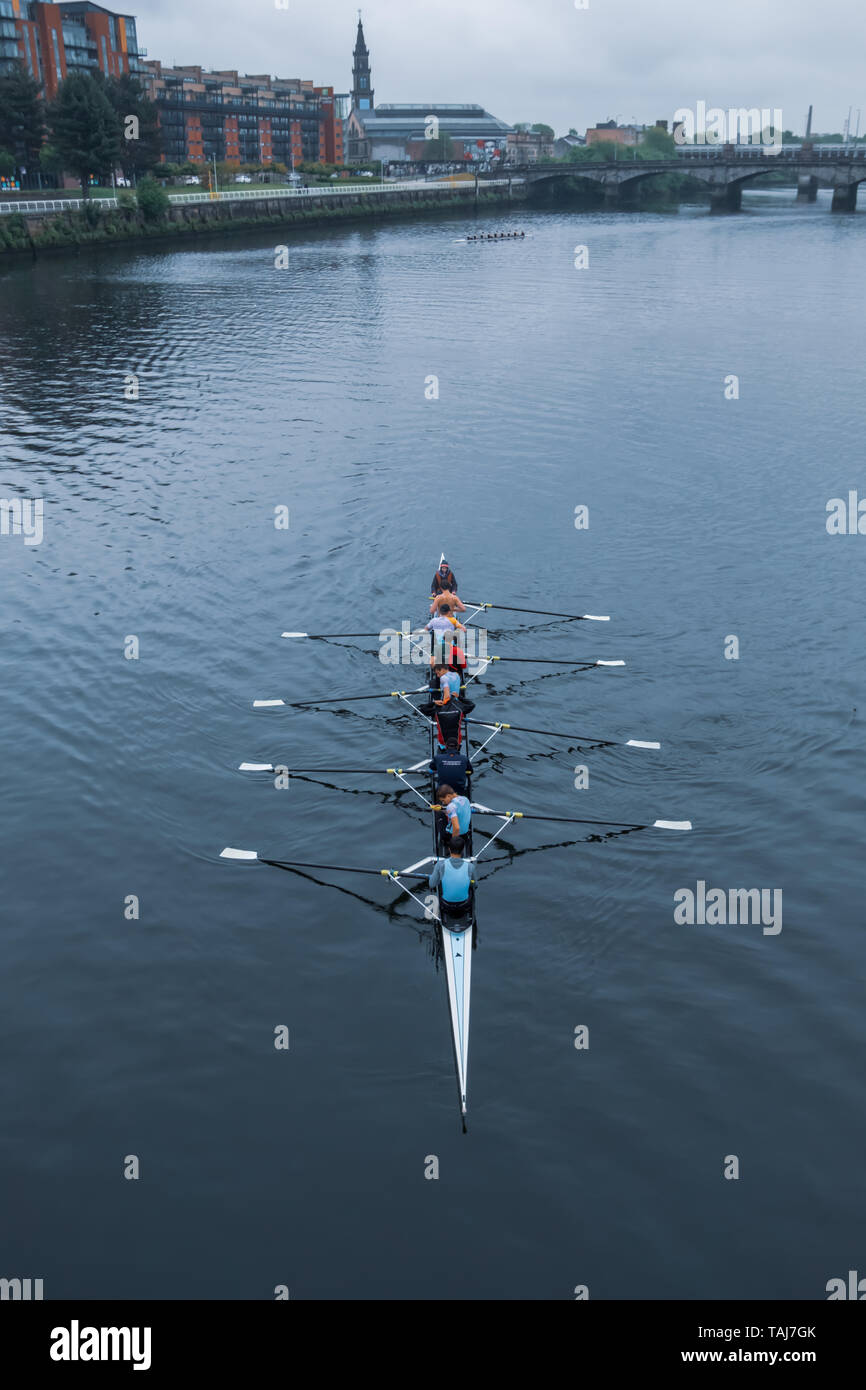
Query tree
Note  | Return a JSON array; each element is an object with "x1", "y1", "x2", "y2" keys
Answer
[
  {"x1": 136, "y1": 175, "x2": 169, "y2": 220},
  {"x1": 531, "y1": 123, "x2": 554, "y2": 138},
  {"x1": 39, "y1": 142, "x2": 64, "y2": 183},
  {"x1": 48, "y1": 73, "x2": 119, "y2": 197},
  {"x1": 0, "y1": 62, "x2": 44, "y2": 175},
  {"x1": 640, "y1": 124, "x2": 676, "y2": 157},
  {"x1": 104, "y1": 73, "x2": 161, "y2": 182},
  {"x1": 0, "y1": 149, "x2": 14, "y2": 177}
]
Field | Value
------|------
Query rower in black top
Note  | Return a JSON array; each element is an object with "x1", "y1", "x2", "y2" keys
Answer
[{"x1": 429, "y1": 736, "x2": 473, "y2": 795}]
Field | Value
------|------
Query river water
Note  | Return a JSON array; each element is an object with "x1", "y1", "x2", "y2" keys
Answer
[{"x1": 1, "y1": 188, "x2": 864, "y2": 1300}]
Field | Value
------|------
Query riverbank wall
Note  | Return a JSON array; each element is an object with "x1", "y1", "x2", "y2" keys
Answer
[{"x1": 0, "y1": 183, "x2": 525, "y2": 258}]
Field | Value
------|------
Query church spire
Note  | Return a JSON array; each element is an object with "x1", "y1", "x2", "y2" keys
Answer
[{"x1": 352, "y1": 13, "x2": 373, "y2": 111}]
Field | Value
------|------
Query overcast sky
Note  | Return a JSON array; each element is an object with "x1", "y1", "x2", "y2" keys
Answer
[{"x1": 134, "y1": 0, "x2": 866, "y2": 136}]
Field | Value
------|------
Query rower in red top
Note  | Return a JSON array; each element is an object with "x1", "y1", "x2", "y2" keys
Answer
[{"x1": 431, "y1": 556, "x2": 457, "y2": 597}]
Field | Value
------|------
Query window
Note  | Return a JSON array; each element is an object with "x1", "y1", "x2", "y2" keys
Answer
[
  {"x1": 51, "y1": 29, "x2": 62, "y2": 82},
  {"x1": 100, "y1": 35, "x2": 108, "y2": 71},
  {"x1": 359, "y1": 77, "x2": 367, "y2": 89},
  {"x1": 22, "y1": 27, "x2": 35, "y2": 75}
]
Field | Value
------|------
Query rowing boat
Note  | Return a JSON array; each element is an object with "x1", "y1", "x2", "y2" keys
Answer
[
  {"x1": 221, "y1": 561, "x2": 693, "y2": 1128},
  {"x1": 428, "y1": 686, "x2": 476, "y2": 1126}
]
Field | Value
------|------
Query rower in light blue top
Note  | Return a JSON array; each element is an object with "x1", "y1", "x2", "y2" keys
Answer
[
  {"x1": 433, "y1": 784, "x2": 472, "y2": 842},
  {"x1": 428, "y1": 838, "x2": 475, "y2": 906}
]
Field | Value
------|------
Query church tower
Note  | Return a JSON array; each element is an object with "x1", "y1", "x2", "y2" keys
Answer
[{"x1": 352, "y1": 15, "x2": 374, "y2": 111}]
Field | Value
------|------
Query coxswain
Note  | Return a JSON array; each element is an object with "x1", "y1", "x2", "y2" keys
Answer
[
  {"x1": 428, "y1": 836, "x2": 474, "y2": 914},
  {"x1": 431, "y1": 557, "x2": 457, "y2": 595},
  {"x1": 432, "y1": 784, "x2": 472, "y2": 845},
  {"x1": 429, "y1": 736, "x2": 472, "y2": 795}
]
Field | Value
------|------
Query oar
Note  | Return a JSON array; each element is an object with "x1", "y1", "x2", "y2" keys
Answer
[
  {"x1": 463, "y1": 602, "x2": 610, "y2": 621},
  {"x1": 253, "y1": 686, "x2": 430, "y2": 708},
  {"x1": 483, "y1": 656, "x2": 624, "y2": 667},
  {"x1": 220, "y1": 849, "x2": 435, "y2": 876},
  {"x1": 469, "y1": 808, "x2": 691, "y2": 830},
  {"x1": 467, "y1": 718, "x2": 660, "y2": 750},
  {"x1": 238, "y1": 764, "x2": 430, "y2": 774},
  {"x1": 282, "y1": 631, "x2": 385, "y2": 639}
]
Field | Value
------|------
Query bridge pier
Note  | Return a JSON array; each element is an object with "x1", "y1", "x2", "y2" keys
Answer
[
  {"x1": 709, "y1": 183, "x2": 742, "y2": 214},
  {"x1": 602, "y1": 179, "x2": 638, "y2": 209},
  {"x1": 831, "y1": 183, "x2": 858, "y2": 212},
  {"x1": 796, "y1": 174, "x2": 818, "y2": 202}
]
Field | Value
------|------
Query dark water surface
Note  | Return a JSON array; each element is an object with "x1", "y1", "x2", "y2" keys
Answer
[{"x1": 1, "y1": 189, "x2": 864, "y2": 1299}]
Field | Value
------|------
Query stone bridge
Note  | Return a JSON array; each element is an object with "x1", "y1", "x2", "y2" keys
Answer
[{"x1": 492, "y1": 147, "x2": 866, "y2": 212}]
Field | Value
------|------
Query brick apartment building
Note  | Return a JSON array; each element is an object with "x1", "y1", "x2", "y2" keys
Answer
[
  {"x1": 0, "y1": 1, "x2": 345, "y2": 172},
  {"x1": 0, "y1": 0, "x2": 144, "y2": 97},
  {"x1": 142, "y1": 61, "x2": 345, "y2": 169}
]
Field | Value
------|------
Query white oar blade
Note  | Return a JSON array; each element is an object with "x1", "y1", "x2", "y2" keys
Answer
[
  {"x1": 582, "y1": 614, "x2": 610, "y2": 621},
  {"x1": 596, "y1": 659, "x2": 625, "y2": 667},
  {"x1": 653, "y1": 820, "x2": 692, "y2": 831},
  {"x1": 254, "y1": 699, "x2": 285, "y2": 708},
  {"x1": 220, "y1": 847, "x2": 260, "y2": 860},
  {"x1": 626, "y1": 739, "x2": 661, "y2": 750},
  {"x1": 281, "y1": 632, "x2": 308, "y2": 638},
  {"x1": 400, "y1": 856, "x2": 435, "y2": 875},
  {"x1": 239, "y1": 762, "x2": 274, "y2": 772}
]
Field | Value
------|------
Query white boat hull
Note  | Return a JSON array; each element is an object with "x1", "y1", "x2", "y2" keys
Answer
[{"x1": 441, "y1": 917, "x2": 472, "y2": 1117}]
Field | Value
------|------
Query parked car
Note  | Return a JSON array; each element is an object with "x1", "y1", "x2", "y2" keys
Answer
[
  {"x1": 182, "y1": 176, "x2": 201, "y2": 185},
  {"x1": 358, "y1": 170, "x2": 374, "y2": 178},
  {"x1": 233, "y1": 174, "x2": 252, "y2": 183}
]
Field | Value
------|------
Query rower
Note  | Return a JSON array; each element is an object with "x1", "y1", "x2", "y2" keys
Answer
[
  {"x1": 433, "y1": 784, "x2": 472, "y2": 845},
  {"x1": 428, "y1": 835, "x2": 474, "y2": 916},
  {"x1": 431, "y1": 662, "x2": 462, "y2": 707},
  {"x1": 433, "y1": 702, "x2": 464, "y2": 750},
  {"x1": 426, "y1": 603, "x2": 466, "y2": 667},
  {"x1": 429, "y1": 736, "x2": 472, "y2": 794},
  {"x1": 420, "y1": 670, "x2": 473, "y2": 728},
  {"x1": 430, "y1": 589, "x2": 466, "y2": 616},
  {"x1": 431, "y1": 557, "x2": 457, "y2": 595}
]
